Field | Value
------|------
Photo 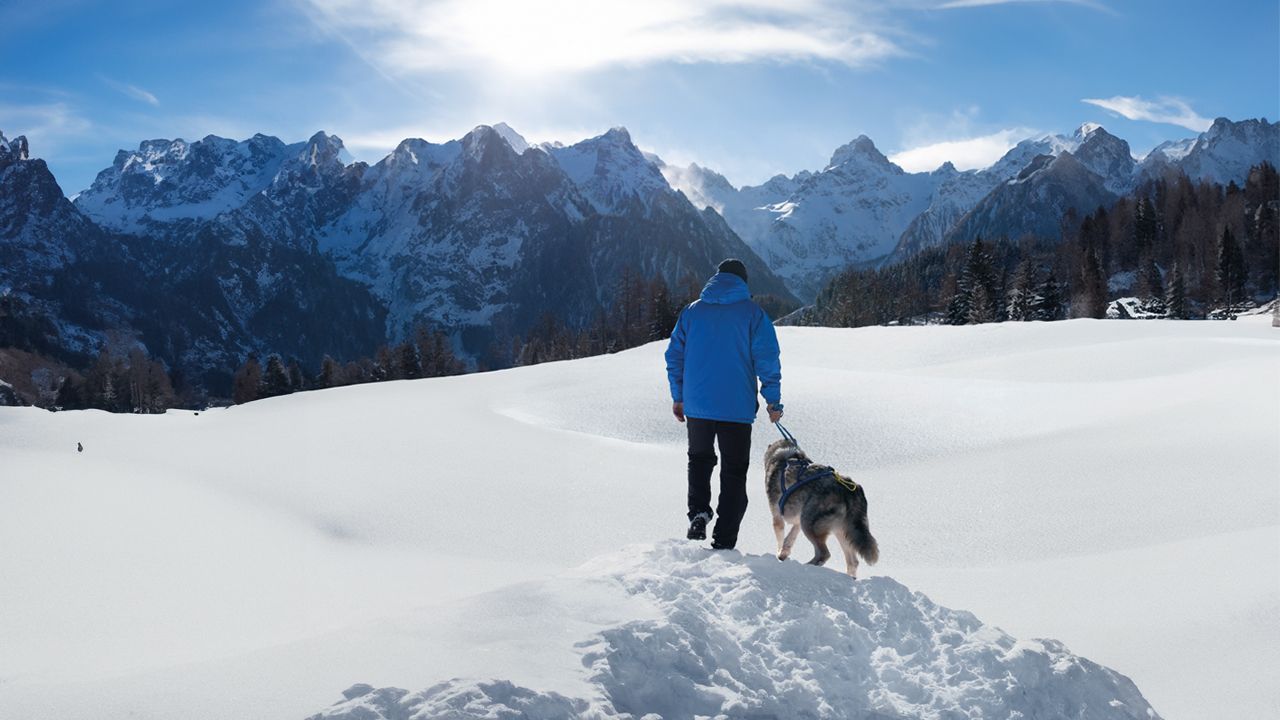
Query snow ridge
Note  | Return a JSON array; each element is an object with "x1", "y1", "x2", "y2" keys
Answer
[{"x1": 309, "y1": 542, "x2": 1161, "y2": 720}]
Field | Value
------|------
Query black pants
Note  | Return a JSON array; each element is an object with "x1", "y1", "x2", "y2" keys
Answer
[{"x1": 687, "y1": 417, "x2": 752, "y2": 548}]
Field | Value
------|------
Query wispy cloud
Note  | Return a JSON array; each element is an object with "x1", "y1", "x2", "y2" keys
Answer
[
  {"x1": 937, "y1": 0, "x2": 1112, "y2": 11},
  {"x1": 1080, "y1": 95, "x2": 1212, "y2": 132},
  {"x1": 99, "y1": 75, "x2": 160, "y2": 106},
  {"x1": 299, "y1": 0, "x2": 904, "y2": 78},
  {"x1": 0, "y1": 101, "x2": 93, "y2": 151},
  {"x1": 889, "y1": 127, "x2": 1034, "y2": 172}
]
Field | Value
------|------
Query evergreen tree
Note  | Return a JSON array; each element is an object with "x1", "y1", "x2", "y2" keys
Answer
[
  {"x1": 318, "y1": 355, "x2": 342, "y2": 388},
  {"x1": 1076, "y1": 246, "x2": 1108, "y2": 318},
  {"x1": 1136, "y1": 255, "x2": 1163, "y2": 301},
  {"x1": 1165, "y1": 263, "x2": 1187, "y2": 319},
  {"x1": 648, "y1": 278, "x2": 678, "y2": 341},
  {"x1": 232, "y1": 356, "x2": 262, "y2": 405},
  {"x1": 1035, "y1": 273, "x2": 1063, "y2": 321},
  {"x1": 946, "y1": 237, "x2": 998, "y2": 325},
  {"x1": 1215, "y1": 226, "x2": 1247, "y2": 317},
  {"x1": 1133, "y1": 196, "x2": 1157, "y2": 259},
  {"x1": 288, "y1": 360, "x2": 306, "y2": 393},
  {"x1": 967, "y1": 284, "x2": 996, "y2": 324},
  {"x1": 373, "y1": 346, "x2": 394, "y2": 381},
  {"x1": 261, "y1": 354, "x2": 291, "y2": 398},
  {"x1": 1006, "y1": 260, "x2": 1036, "y2": 321},
  {"x1": 398, "y1": 341, "x2": 423, "y2": 379}
]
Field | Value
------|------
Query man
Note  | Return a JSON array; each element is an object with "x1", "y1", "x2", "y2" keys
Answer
[{"x1": 664, "y1": 258, "x2": 783, "y2": 550}]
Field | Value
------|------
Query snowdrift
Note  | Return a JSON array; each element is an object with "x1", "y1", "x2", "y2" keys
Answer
[{"x1": 309, "y1": 542, "x2": 1159, "y2": 720}]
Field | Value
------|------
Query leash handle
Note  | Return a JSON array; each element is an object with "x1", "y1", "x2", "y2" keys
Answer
[{"x1": 776, "y1": 422, "x2": 797, "y2": 445}]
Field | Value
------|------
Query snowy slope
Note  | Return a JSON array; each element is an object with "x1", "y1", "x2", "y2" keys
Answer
[{"x1": 2, "y1": 317, "x2": 1276, "y2": 719}]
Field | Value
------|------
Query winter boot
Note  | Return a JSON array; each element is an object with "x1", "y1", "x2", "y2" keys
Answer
[{"x1": 686, "y1": 512, "x2": 710, "y2": 541}]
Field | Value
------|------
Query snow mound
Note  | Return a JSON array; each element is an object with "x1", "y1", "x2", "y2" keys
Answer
[{"x1": 309, "y1": 542, "x2": 1160, "y2": 720}]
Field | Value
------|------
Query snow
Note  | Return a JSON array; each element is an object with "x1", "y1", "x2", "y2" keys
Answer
[{"x1": 1, "y1": 318, "x2": 1276, "y2": 719}]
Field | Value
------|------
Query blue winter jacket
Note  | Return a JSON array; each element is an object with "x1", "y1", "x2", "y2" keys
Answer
[{"x1": 664, "y1": 272, "x2": 782, "y2": 424}]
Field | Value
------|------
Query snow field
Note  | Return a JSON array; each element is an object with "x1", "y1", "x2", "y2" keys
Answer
[{"x1": 1, "y1": 316, "x2": 1276, "y2": 718}]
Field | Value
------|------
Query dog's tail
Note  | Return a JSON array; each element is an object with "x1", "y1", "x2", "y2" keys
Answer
[{"x1": 845, "y1": 487, "x2": 879, "y2": 566}]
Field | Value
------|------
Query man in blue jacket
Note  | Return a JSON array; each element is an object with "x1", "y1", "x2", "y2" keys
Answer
[{"x1": 664, "y1": 259, "x2": 783, "y2": 550}]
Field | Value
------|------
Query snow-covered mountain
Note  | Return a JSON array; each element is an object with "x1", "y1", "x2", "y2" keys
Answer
[
  {"x1": 666, "y1": 137, "x2": 945, "y2": 301},
  {"x1": 0, "y1": 132, "x2": 97, "y2": 286},
  {"x1": 4, "y1": 124, "x2": 794, "y2": 386},
  {"x1": 944, "y1": 150, "x2": 1119, "y2": 247},
  {"x1": 1140, "y1": 116, "x2": 1279, "y2": 186},
  {"x1": 74, "y1": 133, "x2": 330, "y2": 235},
  {"x1": 667, "y1": 118, "x2": 1275, "y2": 299}
]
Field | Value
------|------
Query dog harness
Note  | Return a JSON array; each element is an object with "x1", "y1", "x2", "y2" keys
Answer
[{"x1": 777, "y1": 457, "x2": 859, "y2": 513}]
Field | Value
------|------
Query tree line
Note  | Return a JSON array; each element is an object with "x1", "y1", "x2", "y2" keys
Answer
[
  {"x1": 810, "y1": 162, "x2": 1279, "y2": 327},
  {"x1": 230, "y1": 326, "x2": 467, "y2": 405}
]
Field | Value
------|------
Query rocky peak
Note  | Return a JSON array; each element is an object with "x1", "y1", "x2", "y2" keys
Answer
[
  {"x1": 491, "y1": 122, "x2": 530, "y2": 154},
  {"x1": 546, "y1": 127, "x2": 670, "y2": 215},
  {"x1": 1075, "y1": 121, "x2": 1104, "y2": 139},
  {"x1": 828, "y1": 135, "x2": 895, "y2": 171},
  {"x1": 0, "y1": 132, "x2": 30, "y2": 162}
]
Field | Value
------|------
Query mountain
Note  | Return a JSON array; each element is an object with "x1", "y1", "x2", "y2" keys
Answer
[
  {"x1": 75, "y1": 133, "x2": 321, "y2": 236},
  {"x1": 4, "y1": 124, "x2": 796, "y2": 393},
  {"x1": 944, "y1": 150, "x2": 1118, "y2": 247},
  {"x1": 665, "y1": 137, "x2": 944, "y2": 301},
  {"x1": 0, "y1": 132, "x2": 98, "y2": 289},
  {"x1": 669, "y1": 119, "x2": 1275, "y2": 298},
  {"x1": 1139, "y1": 116, "x2": 1278, "y2": 186}
]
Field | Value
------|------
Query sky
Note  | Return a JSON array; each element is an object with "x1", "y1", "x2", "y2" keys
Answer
[{"x1": 2, "y1": 0, "x2": 1277, "y2": 195}]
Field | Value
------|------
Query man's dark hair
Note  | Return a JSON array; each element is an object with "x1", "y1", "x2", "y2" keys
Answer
[{"x1": 717, "y1": 258, "x2": 748, "y2": 284}]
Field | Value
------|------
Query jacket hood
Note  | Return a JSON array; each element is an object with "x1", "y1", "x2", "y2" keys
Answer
[{"x1": 699, "y1": 272, "x2": 751, "y2": 304}]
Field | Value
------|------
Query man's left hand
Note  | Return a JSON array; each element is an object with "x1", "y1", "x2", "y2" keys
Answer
[{"x1": 768, "y1": 406, "x2": 783, "y2": 423}]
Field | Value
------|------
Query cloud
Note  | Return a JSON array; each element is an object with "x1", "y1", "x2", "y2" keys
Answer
[
  {"x1": 889, "y1": 127, "x2": 1034, "y2": 172},
  {"x1": 299, "y1": 0, "x2": 904, "y2": 78},
  {"x1": 99, "y1": 76, "x2": 160, "y2": 106},
  {"x1": 1080, "y1": 95, "x2": 1212, "y2": 132},
  {"x1": 0, "y1": 101, "x2": 93, "y2": 152},
  {"x1": 937, "y1": 0, "x2": 1112, "y2": 11}
]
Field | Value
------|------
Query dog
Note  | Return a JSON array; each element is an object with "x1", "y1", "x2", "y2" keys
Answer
[{"x1": 764, "y1": 438, "x2": 878, "y2": 577}]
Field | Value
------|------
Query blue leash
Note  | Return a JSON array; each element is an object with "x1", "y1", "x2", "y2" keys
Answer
[
  {"x1": 776, "y1": 421, "x2": 798, "y2": 445},
  {"x1": 773, "y1": 421, "x2": 834, "y2": 513}
]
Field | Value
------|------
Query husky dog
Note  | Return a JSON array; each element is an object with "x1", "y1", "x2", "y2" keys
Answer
[{"x1": 764, "y1": 438, "x2": 879, "y2": 577}]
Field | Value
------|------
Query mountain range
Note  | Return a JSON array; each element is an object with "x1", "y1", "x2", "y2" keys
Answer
[
  {"x1": 663, "y1": 117, "x2": 1278, "y2": 300},
  {"x1": 1, "y1": 116, "x2": 1276, "y2": 396}
]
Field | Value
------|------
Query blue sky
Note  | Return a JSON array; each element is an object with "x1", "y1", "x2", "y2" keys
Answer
[{"x1": 3, "y1": 0, "x2": 1276, "y2": 195}]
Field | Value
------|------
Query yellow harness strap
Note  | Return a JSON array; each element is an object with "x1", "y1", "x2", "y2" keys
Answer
[{"x1": 833, "y1": 472, "x2": 860, "y2": 494}]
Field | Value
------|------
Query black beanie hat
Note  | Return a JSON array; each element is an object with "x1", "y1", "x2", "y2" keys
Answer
[{"x1": 717, "y1": 258, "x2": 748, "y2": 284}]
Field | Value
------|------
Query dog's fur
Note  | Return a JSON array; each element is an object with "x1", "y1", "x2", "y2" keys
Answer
[{"x1": 764, "y1": 438, "x2": 878, "y2": 577}]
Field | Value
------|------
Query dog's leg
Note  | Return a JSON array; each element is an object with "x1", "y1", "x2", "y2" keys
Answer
[
  {"x1": 772, "y1": 513, "x2": 785, "y2": 555},
  {"x1": 778, "y1": 524, "x2": 800, "y2": 561},
  {"x1": 803, "y1": 525, "x2": 831, "y2": 566},
  {"x1": 836, "y1": 530, "x2": 859, "y2": 578}
]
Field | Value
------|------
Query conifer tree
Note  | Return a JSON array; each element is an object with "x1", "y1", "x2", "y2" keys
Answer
[
  {"x1": 398, "y1": 341, "x2": 422, "y2": 379},
  {"x1": 1215, "y1": 226, "x2": 1247, "y2": 317},
  {"x1": 232, "y1": 356, "x2": 262, "y2": 405},
  {"x1": 648, "y1": 278, "x2": 678, "y2": 341},
  {"x1": 1006, "y1": 259, "x2": 1036, "y2": 321},
  {"x1": 318, "y1": 355, "x2": 342, "y2": 388},
  {"x1": 373, "y1": 346, "x2": 394, "y2": 381},
  {"x1": 1165, "y1": 263, "x2": 1187, "y2": 319},
  {"x1": 288, "y1": 360, "x2": 306, "y2": 393},
  {"x1": 1076, "y1": 246, "x2": 1108, "y2": 318},
  {"x1": 1035, "y1": 273, "x2": 1063, "y2": 321},
  {"x1": 262, "y1": 354, "x2": 291, "y2": 398}
]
